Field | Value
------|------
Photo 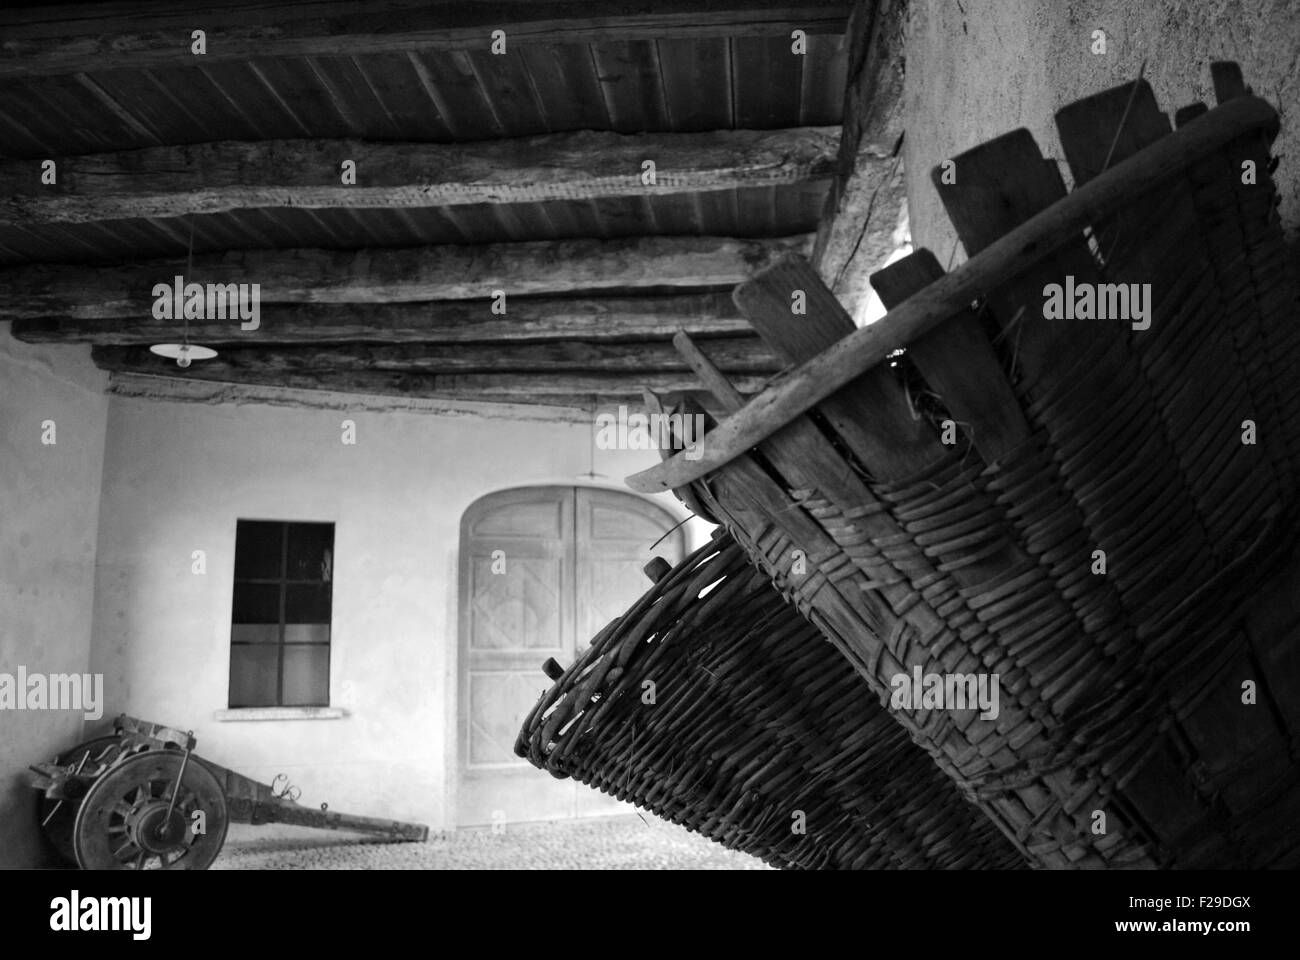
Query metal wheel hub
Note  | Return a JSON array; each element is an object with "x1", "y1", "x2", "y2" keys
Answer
[{"x1": 127, "y1": 801, "x2": 190, "y2": 855}]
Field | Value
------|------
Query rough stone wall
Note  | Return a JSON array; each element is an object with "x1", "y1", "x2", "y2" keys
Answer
[{"x1": 903, "y1": 0, "x2": 1300, "y2": 263}]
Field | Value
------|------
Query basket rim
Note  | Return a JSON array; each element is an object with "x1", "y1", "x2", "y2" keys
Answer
[{"x1": 626, "y1": 93, "x2": 1279, "y2": 495}]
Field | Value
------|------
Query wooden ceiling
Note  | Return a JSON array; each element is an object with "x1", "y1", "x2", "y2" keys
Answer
[{"x1": 0, "y1": 0, "x2": 906, "y2": 412}]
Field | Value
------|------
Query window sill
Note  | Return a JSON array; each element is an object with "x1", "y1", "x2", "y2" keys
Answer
[{"x1": 213, "y1": 707, "x2": 347, "y2": 722}]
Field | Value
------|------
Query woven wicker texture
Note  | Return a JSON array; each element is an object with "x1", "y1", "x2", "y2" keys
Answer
[
  {"x1": 515, "y1": 532, "x2": 1025, "y2": 869},
  {"x1": 650, "y1": 70, "x2": 1300, "y2": 868}
]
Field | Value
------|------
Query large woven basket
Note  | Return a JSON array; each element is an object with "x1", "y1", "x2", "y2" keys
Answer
[
  {"x1": 516, "y1": 530, "x2": 1023, "y2": 869},
  {"x1": 626, "y1": 66, "x2": 1300, "y2": 869}
]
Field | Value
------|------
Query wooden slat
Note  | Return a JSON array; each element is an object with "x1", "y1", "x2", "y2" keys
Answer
[
  {"x1": 870, "y1": 247, "x2": 1031, "y2": 464},
  {"x1": 9, "y1": 292, "x2": 748, "y2": 345},
  {"x1": 1174, "y1": 103, "x2": 1209, "y2": 128},
  {"x1": 933, "y1": 127, "x2": 1105, "y2": 389},
  {"x1": 732, "y1": 35, "x2": 803, "y2": 129},
  {"x1": 0, "y1": 1, "x2": 852, "y2": 80},
  {"x1": 1054, "y1": 79, "x2": 1170, "y2": 186},
  {"x1": 90, "y1": 338, "x2": 779, "y2": 374},
  {"x1": 656, "y1": 38, "x2": 733, "y2": 131},
  {"x1": 0, "y1": 127, "x2": 839, "y2": 226},
  {"x1": 672, "y1": 331, "x2": 748, "y2": 408},
  {"x1": 0, "y1": 234, "x2": 813, "y2": 320},
  {"x1": 625, "y1": 93, "x2": 1279, "y2": 492},
  {"x1": 1210, "y1": 61, "x2": 1248, "y2": 104},
  {"x1": 91, "y1": 347, "x2": 769, "y2": 396},
  {"x1": 642, "y1": 390, "x2": 722, "y2": 522},
  {"x1": 515, "y1": 45, "x2": 610, "y2": 133},
  {"x1": 734, "y1": 252, "x2": 942, "y2": 480}
]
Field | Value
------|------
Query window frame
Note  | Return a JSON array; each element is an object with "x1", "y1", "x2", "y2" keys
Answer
[{"x1": 228, "y1": 519, "x2": 334, "y2": 709}]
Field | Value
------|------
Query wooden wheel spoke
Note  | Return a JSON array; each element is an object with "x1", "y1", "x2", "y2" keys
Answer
[{"x1": 112, "y1": 838, "x2": 139, "y2": 860}]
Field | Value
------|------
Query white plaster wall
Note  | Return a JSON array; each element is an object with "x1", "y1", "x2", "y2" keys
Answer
[
  {"x1": 0, "y1": 328, "x2": 108, "y2": 867},
  {"x1": 87, "y1": 391, "x2": 700, "y2": 839},
  {"x1": 904, "y1": 0, "x2": 1300, "y2": 262}
]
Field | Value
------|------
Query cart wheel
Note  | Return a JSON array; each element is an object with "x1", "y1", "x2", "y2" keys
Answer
[
  {"x1": 38, "y1": 736, "x2": 132, "y2": 865},
  {"x1": 72, "y1": 751, "x2": 229, "y2": 870}
]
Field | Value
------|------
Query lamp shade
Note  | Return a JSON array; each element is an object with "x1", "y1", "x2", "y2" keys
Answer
[{"x1": 149, "y1": 343, "x2": 218, "y2": 368}]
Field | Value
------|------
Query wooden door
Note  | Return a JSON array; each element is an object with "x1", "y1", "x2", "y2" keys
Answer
[{"x1": 457, "y1": 486, "x2": 685, "y2": 825}]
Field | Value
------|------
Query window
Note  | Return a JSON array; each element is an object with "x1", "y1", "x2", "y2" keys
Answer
[{"x1": 229, "y1": 520, "x2": 333, "y2": 708}]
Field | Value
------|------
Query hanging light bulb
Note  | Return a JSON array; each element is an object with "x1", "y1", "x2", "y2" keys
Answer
[{"x1": 149, "y1": 216, "x2": 218, "y2": 368}]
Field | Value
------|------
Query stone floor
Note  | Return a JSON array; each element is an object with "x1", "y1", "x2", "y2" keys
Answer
[{"x1": 212, "y1": 815, "x2": 769, "y2": 870}]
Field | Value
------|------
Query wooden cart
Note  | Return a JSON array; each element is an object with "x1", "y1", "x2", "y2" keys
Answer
[{"x1": 31, "y1": 714, "x2": 428, "y2": 870}]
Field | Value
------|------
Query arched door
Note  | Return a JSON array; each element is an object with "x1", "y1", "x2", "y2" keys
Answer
[{"x1": 456, "y1": 486, "x2": 686, "y2": 826}]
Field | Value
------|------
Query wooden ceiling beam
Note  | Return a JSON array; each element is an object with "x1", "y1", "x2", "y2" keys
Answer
[
  {"x1": 0, "y1": 234, "x2": 812, "y2": 320},
  {"x1": 91, "y1": 339, "x2": 780, "y2": 375},
  {"x1": 91, "y1": 347, "x2": 771, "y2": 397},
  {"x1": 0, "y1": 128, "x2": 839, "y2": 226},
  {"x1": 9, "y1": 293, "x2": 749, "y2": 345},
  {"x1": 811, "y1": 0, "x2": 908, "y2": 323},
  {"x1": 0, "y1": 1, "x2": 851, "y2": 80},
  {"x1": 106, "y1": 373, "x2": 738, "y2": 417}
]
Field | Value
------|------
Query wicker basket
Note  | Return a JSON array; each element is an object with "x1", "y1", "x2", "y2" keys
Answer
[
  {"x1": 626, "y1": 66, "x2": 1300, "y2": 869},
  {"x1": 516, "y1": 530, "x2": 1024, "y2": 869}
]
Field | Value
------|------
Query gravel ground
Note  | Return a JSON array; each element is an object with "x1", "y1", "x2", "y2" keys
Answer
[{"x1": 212, "y1": 815, "x2": 770, "y2": 870}]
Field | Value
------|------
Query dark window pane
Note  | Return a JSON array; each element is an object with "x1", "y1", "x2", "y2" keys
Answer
[
  {"x1": 231, "y1": 623, "x2": 279, "y2": 644},
  {"x1": 285, "y1": 583, "x2": 331, "y2": 623},
  {"x1": 234, "y1": 521, "x2": 283, "y2": 579},
  {"x1": 286, "y1": 523, "x2": 334, "y2": 581},
  {"x1": 284, "y1": 623, "x2": 330, "y2": 644},
  {"x1": 232, "y1": 582, "x2": 281, "y2": 623},
  {"x1": 230, "y1": 520, "x2": 334, "y2": 707},
  {"x1": 229, "y1": 646, "x2": 279, "y2": 707},
  {"x1": 282, "y1": 645, "x2": 330, "y2": 706}
]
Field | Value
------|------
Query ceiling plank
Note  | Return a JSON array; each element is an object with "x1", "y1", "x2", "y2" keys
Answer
[
  {"x1": 811, "y1": 0, "x2": 907, "y2": 322},
  {"x1": 91, "y1": 346, "x2": 771, "y2": 396},
  {"x1": 0, "y1": 127, "x2": 839, "y2": 226},
  {"x1": 9, "y1": 292, "x2": 749, "y2": 345},
  {"x1": 0, "y1": 233, "x2": 812, "y2": 320},
  {"x1": 0, "y1": 2, "x2": 851, "y2": 81}
]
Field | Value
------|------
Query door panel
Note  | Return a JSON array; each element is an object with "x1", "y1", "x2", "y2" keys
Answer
[
  {"x1": 457, "y1": 486, "x2": 685, "y2": 826},
  {"x1": 458, "y1": 487, "x2": 574, "y2": 825},
  {"x1": 467, "y1": 552, "x2": 566, "y2": 651},
  {"x1": 467, "y1": 670, "x2": 553, "y2": 766},
  {"x1": 576, "y1": 491, "x2": 687, "y2": 645},
  {"x1": 572, "y1": 489, "x2": 686, "y2": 815}
]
